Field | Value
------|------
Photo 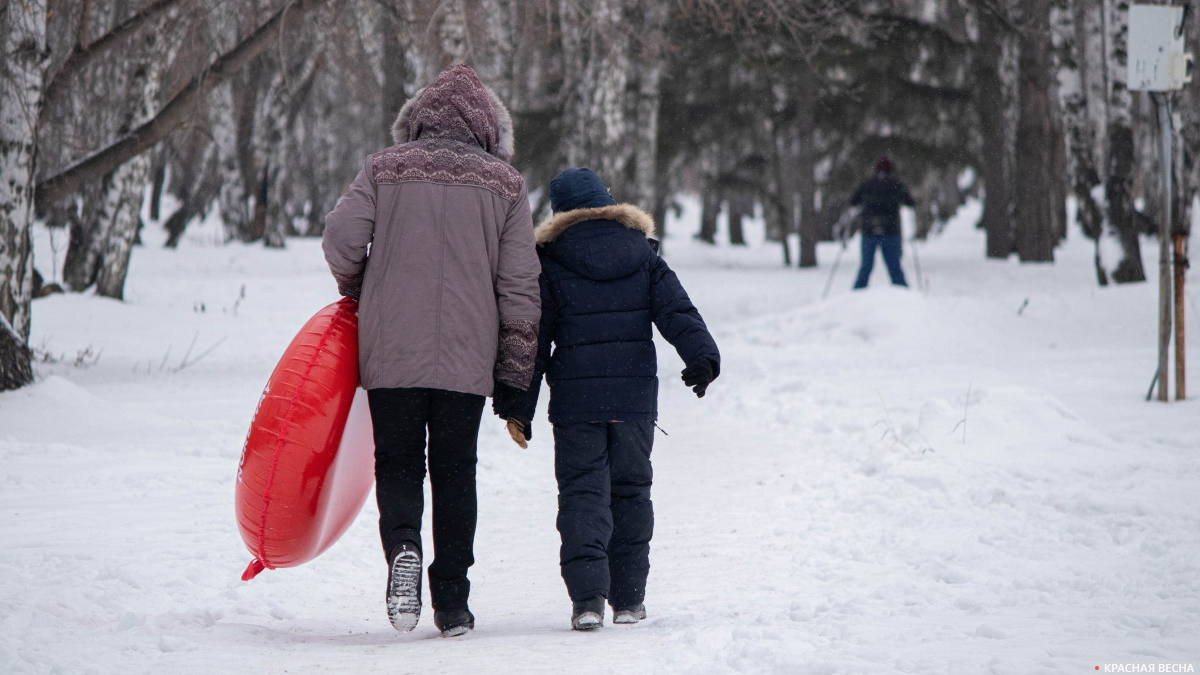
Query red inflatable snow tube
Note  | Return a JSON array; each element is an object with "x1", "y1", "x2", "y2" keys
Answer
[{"x1": 236, "y1": 297, "x2": 375, "y2": 581}]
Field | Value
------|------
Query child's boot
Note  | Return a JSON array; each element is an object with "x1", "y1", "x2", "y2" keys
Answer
[
  {"x1": 571, "y1": 597, "x2": 605, "y2": 631},
  {"x1": 612, "y1": 603, "x2": 646, "y2": 624}
]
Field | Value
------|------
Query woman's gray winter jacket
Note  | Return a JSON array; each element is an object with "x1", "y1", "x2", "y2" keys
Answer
[{"x1": 322, "y1": 65, "x2": 541, "y2": 396}]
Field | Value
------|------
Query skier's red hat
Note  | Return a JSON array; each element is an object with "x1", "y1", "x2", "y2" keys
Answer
[{"x1": 875, "y1": 156, "x2": 894, "y2": 174}]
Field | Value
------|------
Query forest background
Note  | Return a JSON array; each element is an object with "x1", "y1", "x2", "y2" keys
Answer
[{"x1": 2, "y1": 0, "x2": 1198, "y2": 390}]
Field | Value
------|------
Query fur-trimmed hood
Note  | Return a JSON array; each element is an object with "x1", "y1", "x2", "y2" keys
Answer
[
  {"x1": 534, "y1": 204, "x2": 658, "y2": 281},
  {"x1": 391, "y1": 64, "x2": 515, "y2": 162},
  {"x1": 534, "y1": 204, "x2": 655, "y2": 245}
]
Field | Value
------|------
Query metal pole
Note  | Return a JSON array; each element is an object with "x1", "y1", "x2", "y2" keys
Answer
[
  {"x1": 910, "y1": 238, "x2": 924, "y2": 292},
  {"x1": 1175, "y1": 233, "x2": 1187, "y2": 399},
  {"x1": 821, "y1": 239, "x2": 847, "y2": 301},
  {"x1": 1156, "y1": 96, "x2": 1173, "y2": 402}
]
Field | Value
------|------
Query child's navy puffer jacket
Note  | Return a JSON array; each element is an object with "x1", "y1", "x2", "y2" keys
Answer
[{"x1": 513, "y1": 203, "x2": 720, "y2": 424}]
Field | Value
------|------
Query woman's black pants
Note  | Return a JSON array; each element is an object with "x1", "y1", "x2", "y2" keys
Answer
[{"x1": 368, "y1": 387, "x2": 484, "y2": 611}]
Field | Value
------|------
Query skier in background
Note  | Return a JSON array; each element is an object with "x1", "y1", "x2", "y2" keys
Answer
[
  {"x1": 493, "y1": 167, "x2": 720, "y2": 631},
  {"x1": 849, "y1": 156, "x2": 914, "y2": 289}
]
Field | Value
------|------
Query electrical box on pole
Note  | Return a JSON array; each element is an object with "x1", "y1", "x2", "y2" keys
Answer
[
  {"x1": 1129, "y1": 5, "x2": 1192, "y2": 91},
  {"x1": 1129, "y1": 4, "x2": 1191, "y2": 402}
]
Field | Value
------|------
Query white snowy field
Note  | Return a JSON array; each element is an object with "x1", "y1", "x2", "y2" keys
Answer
[{"x1": 2, "y1": 198, "x2": 1199, "y2": 674}]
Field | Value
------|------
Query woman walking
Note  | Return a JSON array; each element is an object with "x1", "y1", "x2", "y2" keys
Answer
[{"x1": 322, "y1": 64, "x2": 541, "y2": 637}]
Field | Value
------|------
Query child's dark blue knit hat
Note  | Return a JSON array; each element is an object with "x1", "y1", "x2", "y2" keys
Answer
[{"x1": 549, "y1": 167, "x2": 617, "y2": 213}]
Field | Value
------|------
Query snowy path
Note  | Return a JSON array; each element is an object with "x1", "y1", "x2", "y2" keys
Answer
[{"x1": 3, "y1": 205, "x2": 1199, "y2": 673}]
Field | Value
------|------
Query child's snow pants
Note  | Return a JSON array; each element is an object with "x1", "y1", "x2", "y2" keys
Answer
[{"x1": 552, "y1": 421, "x2": 655, "y2": 607}]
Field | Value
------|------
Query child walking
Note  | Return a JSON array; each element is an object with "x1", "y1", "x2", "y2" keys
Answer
[{"x1": 493, "y1": 168, "x2": 720, "y2": 630}]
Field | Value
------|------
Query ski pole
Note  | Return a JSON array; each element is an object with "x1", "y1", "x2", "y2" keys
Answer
[
  {"x1": 822, "y1": 238, "x2": 848, "y2": 301},
  {"x1": 910, "y1": 237, "x2": 924, "y2": 291}
]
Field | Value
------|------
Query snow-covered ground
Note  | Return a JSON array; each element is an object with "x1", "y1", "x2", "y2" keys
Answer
[{"x1": 3, "y1": 199, "x2": 1198, "y2": 674}]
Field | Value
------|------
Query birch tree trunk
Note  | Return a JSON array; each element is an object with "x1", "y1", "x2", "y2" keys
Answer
[
  {"x1": 258, "y1": 53, "x2": 322, "y2": 248},
  {"x1": 438, "y1": 0, "x2": 469, "y2": 66},
  {"x1": 208, "y1": 2, "x2": 249, "y2": 242},
  {"x1": 380, "y1": 4, "x2": 410, "y2": 146},
  {"x1": 1180, "y1": 0, "x2": 1200, "y2": 239},
  {"x1": 0, "y1": 0, "x2": 47, "y2": 390},
  {"x1": 795, "y1": 62, "x2": 818, "y2": 268},
  {"x1": 95, "y1": 20, "x2": 176, "y2": 299},
  {"x1": 632, "y1": 2, "x2": 667, "y2": 214},
  {"x1": 1014, "y1": 0, "x2": 1056, "y2": 262},
  {"x1": 559, "y1": 0, "x2": 634, "y2": 199},
  {"x1": 1104, "y1": 0, "x2": 1145, "y2": 283},
  {"x1": 473, "y1": 0, "x2": 516, "y2": 100},
  {"x1": 1054, "y1": 0, "x2": 1107, "y2": 282}
]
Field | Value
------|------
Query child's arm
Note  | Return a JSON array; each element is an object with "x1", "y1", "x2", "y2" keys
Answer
[{"x1": 649, "y1": 252, "x2": 721, "y2": 391}]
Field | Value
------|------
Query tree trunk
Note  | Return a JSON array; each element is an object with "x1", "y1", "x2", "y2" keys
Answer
[
  {"x1": 1073, "y1": 0, "x2": 1110, "y2": 284},
  {"x1": 380, "y1": 6, "x2": 409, "y2": 146},
  {"x1": 208, "y1": 2, "x2": 250, "y2": 242},
  {"x1": 1104, "y1": 0, "x2": 1145, "y2": 283},
  {"x1": 558, "y1": 0, "x2": 634, "y2": 199},
  {"x1": 63, "y1": 181, "x2": 104, "y2": 291},
  {"x1": 697, "y1": 187, "x2": 719, "y2": 244},
  {"x1": 257, "y1": 52, "x2": 322, "y2": 249},
  {"x1": 1052, "y1": 0, "x2": 1102, "y2": 243},
  {"x1": 148, "y1": 145, "x2": 167, "y2": 222},
  {"x1": 728, "y1": 194, "x2": 749, "y2": 246},
  {"x1": 1180, "y1": 0, "x2": 1200, "y2": 240},
  {"x1": 437, "y1": 0, "x2": 469, "y2": 67},
  {"x1": 914, "y1": 172, "x2": 934, "y2": 240},
  {"x1": 1015, "y1": 0, "x2": 1056, "y2": 263},
  {"x1": 0, "y1": 0, "x2": 46, "y2": 390},
  {"x1": 88, "y1": 11, "x2": 176, "y2": 300},
  {"x1": 474, "y1": 0, "x2": 517, "y2": 100},
  {"x1": 632, "y1": 2, "x2": 667, "y2": 214},
  {"x1": 795, "y1": 63, "x2": 818, "y2": 268},
  {"x1": 212, "y1": 82, "x2": 248, "y2": 240},
  {"x1": 93, "y1": 156, "x2": 149, "y2": 299},
  {"x1": 652, "y1": 155, "x2": 671, "y2": 251},
  {"x1": 975, "y1": 9, "x2": 1019, "y2": 259},
  {"x1": 163, "y1": 139, "x2": 218, "y2": 248}
]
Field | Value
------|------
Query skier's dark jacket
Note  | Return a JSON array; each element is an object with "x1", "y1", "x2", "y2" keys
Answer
[
  {"x1": 512, "y1": 203, "x2": 720, "y2": 424},
  {"x1": 850, "y1": 172, "x2": 915, "y2": 238}
]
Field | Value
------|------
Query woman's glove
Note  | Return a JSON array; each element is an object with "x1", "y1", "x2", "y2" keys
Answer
[
  {"x1": 492, "y1": 382, "x2": 524, "y2": 419},
  {"x1": 332, "y1": 272, "x2": 363, "y2": 301}
]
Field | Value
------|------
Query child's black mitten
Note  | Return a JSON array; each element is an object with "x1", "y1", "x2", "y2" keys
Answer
[{"x1": 681, "y1": 358, "x2": 717, "y2": 398}]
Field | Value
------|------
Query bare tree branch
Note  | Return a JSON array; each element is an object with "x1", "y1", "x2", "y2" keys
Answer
[
  {"x1": 36, "y1": 0, "x2": 327, "y2": 206},
  {"x1": 44, "y1": 0, "x2": 189, "y2": 106}
]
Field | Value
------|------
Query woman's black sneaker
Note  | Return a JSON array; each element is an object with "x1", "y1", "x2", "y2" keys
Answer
[
  {"x1": 386, "y1": 542, "x2": 422, "y2": 632},
  {"x1": 571, "y1": 597, "x2": 605, "y2": 631},
  {"x1": 612, "y1": 604, "x2": 646, "y2": 624},
  {"x1": 434, "y1": 607, "x2": 475, "y2": 637}
]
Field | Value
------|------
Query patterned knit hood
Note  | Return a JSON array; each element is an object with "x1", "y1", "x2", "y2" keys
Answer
[{"x1": 391, "y1": 64, "x2": 515, "y2": 162}]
